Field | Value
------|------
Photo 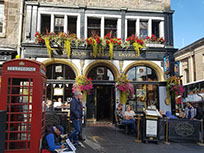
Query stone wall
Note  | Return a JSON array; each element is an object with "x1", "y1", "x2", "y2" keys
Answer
[
  {"x1": 194, "y1": 45, "x2": 204, "y2": 81},
  {"x1": 0, "y1": 0, "x2": 21, "y2": 49},
  {"x1": 37, "y1": 0, "x2": 171, "y2": 11}
]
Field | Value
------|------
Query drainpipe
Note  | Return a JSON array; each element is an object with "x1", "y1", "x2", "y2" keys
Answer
[{"x1": 17, "y1": 0, "x2": 24, "y2": 57}]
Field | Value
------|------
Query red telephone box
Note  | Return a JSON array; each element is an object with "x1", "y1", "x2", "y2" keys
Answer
[{"x1": 0, "y1": 59, "x2": 47, "y2": 153}]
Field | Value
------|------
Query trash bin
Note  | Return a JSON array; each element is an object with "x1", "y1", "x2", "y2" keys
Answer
[{"x1": 0, "y1": 110, "x2": 6, "y2": 153}]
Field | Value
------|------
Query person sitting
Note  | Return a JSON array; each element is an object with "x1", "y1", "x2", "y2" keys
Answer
[
  {"x1": 184, "y1": 102, "x2": 196, "y2": 119},
  {"x1": 42, "y1": 126, "x2": 65, "y2": 153},
  {"x1": 124, "y1": 105, "x2": 136, "y2": 120},
  {"x1": 159, "y1": 110, "x2": 166, "y2": 118},
  {"x1": 165, "y1": 111, "x2": 177, "y2": 119},
  {"x1": 46, "y1": 100, "x2": 54, "y2": 112},
  {"x1": 116, "y1": 104, "x2": 137, "y2": 135},
  {"x1": 54, "y1": 98, "x2": 62, "y2": 108}
]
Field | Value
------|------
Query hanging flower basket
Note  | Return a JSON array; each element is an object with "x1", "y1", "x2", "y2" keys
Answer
[
  {"x1": 114, "y1": 75, "x2": 134, "y2": 104},
  {"x1": 72, "y1": 75, "x2": 93, "y2": 103},
  {"x1": 167, "y1": 76, "x2": 185, "y2": 98}
]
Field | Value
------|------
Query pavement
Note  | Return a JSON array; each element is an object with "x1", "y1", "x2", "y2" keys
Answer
[{"x1": 76, "y1": 125, "x2": 204, "y2": 153}]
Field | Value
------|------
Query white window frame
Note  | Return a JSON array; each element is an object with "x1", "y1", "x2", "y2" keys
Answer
[
  {"x1": 37, "y1": 11, "x2": 81, "y2": 38},
  {"x1": 125, "y1": 16, "x2": 164, "y2": 39},
  {"x1": 85, "y1": 14, "x2": 121, "y2": 38},
  {"x1": 0, "y1": 2, "x2": 5, "y2": 37}
]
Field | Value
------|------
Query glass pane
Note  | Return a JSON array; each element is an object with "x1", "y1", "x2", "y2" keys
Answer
[
  {"x1": 12, "y1": 78, "x2": 29, "y2": 86},
  {"x1": 147, "y1": 67, "x2": 158, "y2": 81},
  {"x1": 30, "y1": 79, "x2": 33, "y2": 86},
  {"x1": 128, "y1": 20, "x2": 136, "y2": 37},
  {"x1": 136, "y1": 84, "x2": 147, "y2": 103},
  {"x1": 10, "y1": 105, "x2": 28, "y2": 113},
  {"x1": 8, "y1": 78, "x2": 11, "y2": 85},
  {"x1": 136, "y1": 66, "x2": 147, "y2": 81},
  {"x1": 10, "y1": 123, "x2": 30, "y2": 131},
  {"x1": 88, "y1": 18, "x2": 101, "y2": 37},
  {"x1": 46, "y1": 65, "x2": 52, "y2": 79},
  {"x1": 7, "y1": 96, "x2": 10, "y2": 103},
  {"x1": 152, "y1": 20, "x2": 160, "y2": 38},
  {"x1": 9, "y1": 141, "x2": 26, "y2": 149},
  {"x1": 11, "y1": 87, "x2": 29, "y2": 95},
  {"x1": 11, "y1": 96, "x2": 28, "y2": 103},
  {"x1": 5, "y1": 142, "x2": 7, "y2": 150},
  {"x1": 7, "y1": 87, "x2": 10, "y2": 94},
  {"x1": 126, "y1": 67, "x2": 136, "y2": 81},
  {"x1": 105, "y1": 19, "x2": 117, "y2": 37},
  {"x1": 140, "y1": 20, "x2": 148, "y2": 39},
  {"x1": 54, "y1": 16, "x2": 64, "y2": 33},
  {"x1": 147, "y1": 85, "x2": 158, "y2": 107},
  {"x1": 87, "y1": 66, "x2": 114, "y2": 80},
  {"x1": 41, "y1": 14, "x2": 51, "y2": 34},
  {"x1": 10, "y1": 114, "x2": 28, "y2": 122},
  {"x1": 68, "y1": 16, "x2": 77, "y2": 34}
]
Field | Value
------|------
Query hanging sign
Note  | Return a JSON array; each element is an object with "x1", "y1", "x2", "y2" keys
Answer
[
  {"x1": 163, "y1": 55, "x2": 170, "y2": 74},
  {"x1": 174, "y1": 61, "x2": 180, "y2": 76}
]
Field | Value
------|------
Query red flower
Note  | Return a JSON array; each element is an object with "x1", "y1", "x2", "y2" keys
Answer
[
  {"x1": 118, "y1": 38, "x2": 121, "y2": 40},
  {"x1": 146, "y1": 36, "x2": 150, "y2": 39},
  {"x1": 75, "y1": 36, "x2": 77, "y2": 39},
  {"x1": 118, "y1": 42, "x2": 121, "y2": 45},
  {"x1": 106, "y1": 40, "x2": 110, "y2": 44},
  {"x1": 35, "y1": 32, "x2": 39, "y2": 37}
]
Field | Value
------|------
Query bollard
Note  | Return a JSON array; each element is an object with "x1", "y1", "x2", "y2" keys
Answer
[
  {"x1": 165, "y1": 117, "x2": 169, "y2": 144},
  {"x1": 137, "y1": 114, "x2": 141, "y2": 142}
]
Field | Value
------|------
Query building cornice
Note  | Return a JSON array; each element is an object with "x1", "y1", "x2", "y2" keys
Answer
[{"x1": 174, "y1": 37, "x2": 204, "y2": 57}]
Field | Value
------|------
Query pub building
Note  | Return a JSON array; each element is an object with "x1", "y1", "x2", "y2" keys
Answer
[{"x1": 20, "y1": 0, "x2": 177, "y2": 123}]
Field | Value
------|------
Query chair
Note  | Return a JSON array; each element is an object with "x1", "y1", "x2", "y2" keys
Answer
[{"x1": 114, "y1": 112, "x2": 128, "y2": 134}]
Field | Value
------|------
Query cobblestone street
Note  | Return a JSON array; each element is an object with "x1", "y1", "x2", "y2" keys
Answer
[{"x1": 76, "y1": 125, "x2": 204, "y2": 153}]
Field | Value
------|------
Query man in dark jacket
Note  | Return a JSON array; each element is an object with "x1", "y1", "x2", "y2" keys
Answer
[
  {"x1": 42, "y1": 126, "x2": 65, "y2": 153},
  {"x1": 68, "y1": 90, "x2": 83, "y2": 145},
  {"x1": 193, "y1": 103, "x2": 203, "y2": 120}
]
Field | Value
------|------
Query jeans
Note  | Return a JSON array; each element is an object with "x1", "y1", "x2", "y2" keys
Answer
[
  {"x1": 68, "y1": 119, "x2": 80, "y2": 143},
  {"x1": 121, "y1": 119, "x2": 137, "y2": 134}
]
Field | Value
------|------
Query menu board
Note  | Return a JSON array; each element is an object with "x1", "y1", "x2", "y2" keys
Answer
[
  {"x1": 146, "y1": 120, "x2": 158, "y2": 137},
  {"x1": 145, "y1": 109, "x2": 161, "y2": 117}
]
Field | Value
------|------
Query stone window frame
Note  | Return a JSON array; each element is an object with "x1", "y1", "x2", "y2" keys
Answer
[
  {"x1": 125, "y1": 16, "x2": 164, "y2": 39},
  {"x1": 37, "y1": 11, "x2": 81, "y2": 38},
  {"x1": 0, "y1": 1, "x2": 5, "y2": 38},
  {"x1": 85, "y1": 14, "x2": 121, "y2": 39}
]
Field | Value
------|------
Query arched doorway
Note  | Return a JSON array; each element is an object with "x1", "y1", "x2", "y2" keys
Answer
[
  {"x1": 85, "y1": 61, "x2": 119, "y2": 122},
  {"x1": 124, "y1": 61, "x2": 163, "y2": 111}
]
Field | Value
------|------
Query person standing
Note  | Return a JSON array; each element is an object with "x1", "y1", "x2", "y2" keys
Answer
[
  {"x1": 68, "y1": 90, "x2": 83, "y2": 146},
  {"x1": 184, "y1": 102, "x2": 196, "y2": 119},
  {"x1": 193, "y1": 103, "x2": 203, "y2": 120},
  {"x1": 78, "y1": 94, "x2": 86, "y2": 141}
]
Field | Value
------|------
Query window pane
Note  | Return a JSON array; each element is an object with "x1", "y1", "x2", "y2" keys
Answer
[
  {"x1": 147, "y1": 85, "x2": 158, "y2": 107},
  {"x1": 0, "y1": 3, "x2": 4, "y2": 33},
  {"x1": 200, "y1": 82, "x2": 204, "y2": 93},
  {"x1": 46, "y1": 65, "x2": 52, "y2": 79},
  {"x1": 11, "y1": 96, "x2": 29, "y2": 103},
  {"x1": 9, "y1": 141, "x2": 26, "y2": 149},
  {"x1": 88, "y1": 18, "x2": 101, "y2": 37},
  {"x1": 105, "y1": 19, "x2": 117, "y2": 37},
  {"x1": 10, "y1": 105, "x2": 28, "y2": 113},
  {"x1": 54, "y1": 16, "x2": 64, "y2": 33},
  {"x1": 41, "y1": 14, "x2": 51, "y2": 34},
  {"x1": 68, "y1": 16, "x2": 77, "y2": 34},
  {"x1": 10, "y1": 123, "x2": 30, "y2": 131},
  {"x1": 136, "y1": 66, "x2": 147, "y2": 81},
  {"x1": 147, "y1": 67, "x2": 158, "y2": 81},
  {"x1": 140, "y1": 20, "x2": 148, "y2": 39},
  {"x1": 127, "y1": 67, "x2": 136, "y2": 81},
  {"x1": 128, "y1": 20, "x2": 136, "y2": 37},
  {"x1": 10, "y1": 113, "x2": 28, "y2": 122},
  {"x1": 136, "y1": 84, "x2": 147, "y2": 103},
  {"x1": 152, "y1": 20, "x2": 160, "y2": 38},
  {"x1": 11, "y1": 87, "x2": 29, "y2": 95},
  {"x1": 87, "y1": 66, "x2": 114, "y2": 81},
  {"x1": 12, "y1": 78, "x2": 30, "y2": 86}
]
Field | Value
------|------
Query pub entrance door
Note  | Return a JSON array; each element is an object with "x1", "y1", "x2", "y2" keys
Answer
[{"x1": 87, "y1": 85, "x2": 115, "y2": 122}]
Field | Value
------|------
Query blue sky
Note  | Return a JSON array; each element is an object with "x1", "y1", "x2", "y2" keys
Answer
[{"x1": 171, "y1": 0, "x2": 204, "y2": 49}]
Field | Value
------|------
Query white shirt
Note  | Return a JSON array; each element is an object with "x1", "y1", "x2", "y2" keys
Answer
[
  {"x1": 125, "y1": 110, "x2": 136, "y2": 117},
  {"x1": 54, "y1": 102, "x2": 62, "y2": 107}
]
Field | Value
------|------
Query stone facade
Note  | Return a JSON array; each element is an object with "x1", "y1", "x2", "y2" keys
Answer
[
  {"x1": 0, "y1": 0, "x2": 21, "y2": 49},
  {"x1": 175, "y1": 38, "x2": 204, "y2": 85},
  {"x1": 35, "y1": 0, "x2": 170, "y2": 11}
]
